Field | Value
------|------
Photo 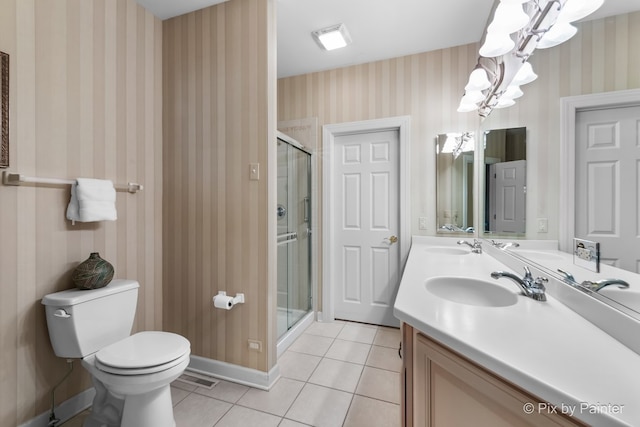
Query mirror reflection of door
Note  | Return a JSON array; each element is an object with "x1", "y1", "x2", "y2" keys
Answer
[
  {"x1": 436, "y1": 132, "x2": 475, "y2": 233},
  {"x1": 484, "y1": 127, "x2": 527, "y2": 234},
  {"x1": 575, "y1": 105, "x2": 640, "y2": 272},
  {"x1": 488, "y1": 160, "x2": 526, "y2": 233}
]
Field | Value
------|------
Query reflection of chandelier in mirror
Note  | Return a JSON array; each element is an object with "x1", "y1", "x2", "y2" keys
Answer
[
  {"x1": 439, "y1": 132, "x2": 475, "y2": 159},
  {"x1": 458, "y1": 0, "x2": 604, "y2": 117}
]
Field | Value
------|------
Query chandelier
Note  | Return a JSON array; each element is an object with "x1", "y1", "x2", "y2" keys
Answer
[{"x1": 458, "y1": 0, "x2": 604, "y2": 117}]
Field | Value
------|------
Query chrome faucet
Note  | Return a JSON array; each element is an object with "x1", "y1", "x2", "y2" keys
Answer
[
  {"x1": 557, "y1": 269, "x2": 577, "y2": 285},
  {"x1": 491, "y1": 240, "x2": 520, "y2": 250},
  {"x1": 457, "y1": 239, "x2": 482, "y2": 254},
  {"x1": 579, "y1": 278, "x2": 630, "y2": 292},
  {"x1": 490, "y1": 266, "x2": 548, "y2": 301}
]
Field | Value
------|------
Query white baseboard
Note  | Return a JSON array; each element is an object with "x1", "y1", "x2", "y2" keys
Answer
[
  {"x1": 187, "y1": 355, "x2": 280, "y2": 391},
  {"x1": 19, "y1": 387, "x2": 95, "y2": 427}
]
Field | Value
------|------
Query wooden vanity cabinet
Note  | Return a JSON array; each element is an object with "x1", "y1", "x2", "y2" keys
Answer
[{"x1": 401, "y1": 323, "x2": 586, "y2": 427}]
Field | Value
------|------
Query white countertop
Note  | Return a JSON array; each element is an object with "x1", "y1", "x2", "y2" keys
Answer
[{"x1": 394, "y1": 237, "x2": 640, "y2": 427}]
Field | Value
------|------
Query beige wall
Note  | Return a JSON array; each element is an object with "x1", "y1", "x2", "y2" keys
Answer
[
  {"x1": 0, "y1": 0, "x2": 162, "y2": 425},
  {"x1": 278, "y1": 12, "x2": 640, "y2": 240},
  {"x1": 162, "y1": 0, "x2": 277, "y2": 373}
]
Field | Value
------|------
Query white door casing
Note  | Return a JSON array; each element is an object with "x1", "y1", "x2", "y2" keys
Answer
[
  {"x1": 560, "y1": 89, "x2": 640, "y2": 255},
  {"x1": 575, "y1": 105, "x2": 640, "y2": 270},
  {"x1": 322, "y1": 117, "x2": 411, "y2": 327}
]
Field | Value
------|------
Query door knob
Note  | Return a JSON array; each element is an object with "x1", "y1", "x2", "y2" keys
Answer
[{"x1": 388, "y1": 235, "x2": 398, "y2": 244}]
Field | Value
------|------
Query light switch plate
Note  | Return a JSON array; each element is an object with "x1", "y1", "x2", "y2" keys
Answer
[
  {"x1": 573, "y1": 238, "x2": 600, "y2": 273},
  {"x1": 249, "y1": 163, "x2": 260, "y2": 180}
]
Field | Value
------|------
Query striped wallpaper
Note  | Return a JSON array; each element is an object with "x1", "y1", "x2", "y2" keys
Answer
[
  {"x1": 278, "y1": 12, "x2": 640, "y2": 240},
  {"x1": 0, "y1": 0, "x2": 162, "y2": 425},
  {"x1": 162, "y1": 0, "x2": 277, "y2": 374}
]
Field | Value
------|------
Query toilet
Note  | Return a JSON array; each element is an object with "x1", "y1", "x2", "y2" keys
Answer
[{"x1": 42, "y1": 279, "x2": 190, "y2": 427}]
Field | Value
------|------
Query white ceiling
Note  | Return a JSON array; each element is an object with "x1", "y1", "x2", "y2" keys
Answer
[{"x1": 136, "y1": 0, "x2": 640, "y2": 78}]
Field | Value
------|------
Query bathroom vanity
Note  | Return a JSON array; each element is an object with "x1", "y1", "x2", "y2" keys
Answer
[{"x1": 394, "y1": 237, "x2": 640, "y2": 427}]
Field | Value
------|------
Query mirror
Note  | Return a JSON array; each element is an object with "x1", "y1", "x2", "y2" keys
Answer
[
  {"x1": 482, "y1": 127, "x2": 526, "y2": 235},
  {"x1": 496, "y1": 243, "x2": 640, "y2": 322},
  {"x1": 436, "y1": 132, "x2": 475, "y2": 233}
]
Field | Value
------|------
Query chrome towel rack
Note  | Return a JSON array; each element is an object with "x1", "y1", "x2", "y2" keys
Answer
[{"x1": 2, "y1": 171, "x2": 143, "y2": 193}]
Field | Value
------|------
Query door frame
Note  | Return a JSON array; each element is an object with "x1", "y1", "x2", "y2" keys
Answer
[
  {"x1": 559, "y1": 88, "x2": 640, "y2": 252},
  {"x1": 321, "y1": 116, "x2": 411, "y2": 323}
]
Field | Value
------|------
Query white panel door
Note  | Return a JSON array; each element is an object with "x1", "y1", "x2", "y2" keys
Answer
[
  {"x1": 491, "y1": 160, "x2": 526, "y2": 234},
  {"x1": 576, "y1": 105, "x2": 640, "y2": 271},
  {"x1": 333, "y1": 129, "x2": 400, "y2": 326}
]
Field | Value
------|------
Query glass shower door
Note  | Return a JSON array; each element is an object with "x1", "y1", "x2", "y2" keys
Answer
[{"x1": 277, "y1": 138, "x2": 312, "y2": 339}]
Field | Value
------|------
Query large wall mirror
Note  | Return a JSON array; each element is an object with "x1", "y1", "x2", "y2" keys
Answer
[
  {"x1": 482, "y1": 127, "x2": 526, "y2": 236},
  {"x1": 436, "y1": 132, "x2": 475, "y2": 233}
]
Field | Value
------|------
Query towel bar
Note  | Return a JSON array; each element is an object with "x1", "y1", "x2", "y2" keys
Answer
[{"x1": 2, "y1": 171, "x2": 143, "y2": 193}]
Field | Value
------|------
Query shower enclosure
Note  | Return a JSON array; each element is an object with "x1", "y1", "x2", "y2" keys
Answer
[{"x1": 277, "y1": 133, "x2": 312, "y2": 340}]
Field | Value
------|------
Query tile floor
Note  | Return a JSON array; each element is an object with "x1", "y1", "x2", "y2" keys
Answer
[{"x1": 63, "y1": 320, "x2": 402, "y2": 427}]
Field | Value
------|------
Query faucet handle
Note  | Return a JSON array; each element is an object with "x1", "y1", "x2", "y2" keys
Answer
[{"x1": 522, "y1": 266, "x2": 532, "y2": 279}]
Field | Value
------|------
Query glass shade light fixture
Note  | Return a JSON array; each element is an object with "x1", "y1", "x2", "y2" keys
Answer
[
  {"x1": 440, "y1": 132, "x2": 475, "y2": 159},
  {"x1": 459, "y1": 0, "x2": 604, "y2": 117},
  {"x1": 311, "y1": 23, "x2": 352, "y2": 51}
]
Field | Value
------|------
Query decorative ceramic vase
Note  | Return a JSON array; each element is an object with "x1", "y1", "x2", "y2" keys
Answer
[{"x1": 72, "y1": 252, "x2": 114, "y2": 290}]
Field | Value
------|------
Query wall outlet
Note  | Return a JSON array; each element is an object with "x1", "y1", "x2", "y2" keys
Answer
[
  {"x1": 573, "y1": 238, "x2": 600, "y2": 273},
  {"x1": 248, "y1": 339, "x2": 262, "y2": 352},
  {"x1": 418, "y1": 217, "x2": 427, "y2": 230},
  {"x1": 537, "y1": 218, "x2": 548, "y2": 233}
]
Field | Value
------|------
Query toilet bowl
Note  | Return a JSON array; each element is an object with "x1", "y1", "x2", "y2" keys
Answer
[
  {"x1": 42, "y1": 280, "x2": 191, "y2": 427},
  {"x1": 83, "y1": 332, "x2": 190, "y2": 427}
]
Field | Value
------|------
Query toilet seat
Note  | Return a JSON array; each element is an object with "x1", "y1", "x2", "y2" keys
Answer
[{"x1": 95, "y1": 331, "x2": 190, "y2": 376}]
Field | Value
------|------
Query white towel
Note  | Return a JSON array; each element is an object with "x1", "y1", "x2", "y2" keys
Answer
[{"x1": 66, "y1": 178, "x2": 117, "y2": 222}]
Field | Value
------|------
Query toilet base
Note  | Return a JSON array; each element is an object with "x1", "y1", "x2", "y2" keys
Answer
[
  {"x1": 83, "y1": 376, "x2": 123, "y2": 427},
  {"x1": 121, "y1": 385, "x2": 175, "y2": 427}
]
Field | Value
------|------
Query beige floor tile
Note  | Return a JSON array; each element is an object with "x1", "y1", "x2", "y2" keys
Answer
[
  {"x1": 237, "y1": 378, "x2": 304, "y2": 416},
  {"x1": 171, "y1": 385, "x2": 191, "y2": 406},
  {"x1": 287, "y1": 333, "x2": 334, "y2": 356},
  {"x1": 343, "y1": 395, "x2": 400, "y2": 427},
  {"x1": 278, "y1": 419, "x2": 309, "y2": 427},
  {"x1": 337, "y1": 324, "x2": 378, "y2": 344},
  {"x1": 193, "y1": 379, "x2": 250, "y2": 403},
  {"x1": 355, "y1": 366, "x2": 401, "y2": 404},
  {"x1": 278, "y1": 350, "x2": 322, "y2": 381},
  {"x1": 304, "y1": 321, "x2": 345, "y2": 338},
  {"x1": 366, "y1": 345, "x2": 402, "y2": 372},
  {"x1": 373, "y1": 326, "x2": 401, "y2": 349},
  {"x1": 308, "y1": 358, "x2": 364, "y2": 393},
  {"x1": 324, "y1": 339, "x2": 371, "y2": 364},
  {"x1": 215, "y1": 405, "x2": 282, "y2": 427},
  {"x1": 173, "y1": 393, "x2": 232, "y2": 427},
  {"x1": 285, "y1": 383, "x2": 353, "y2": 427}
]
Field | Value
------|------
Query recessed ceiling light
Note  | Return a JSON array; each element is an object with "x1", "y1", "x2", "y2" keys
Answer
[{"x1": 311, "y1": 23, "x2": 352, "y2": 51}]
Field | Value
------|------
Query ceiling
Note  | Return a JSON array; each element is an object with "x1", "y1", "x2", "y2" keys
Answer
[{"x1": 136, "y1": 0, "x2": 640, "y2": 78}]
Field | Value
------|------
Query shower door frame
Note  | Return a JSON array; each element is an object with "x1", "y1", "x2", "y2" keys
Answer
[{"x1": 276, "y1": 132, "x2": 316, "y2": 343}]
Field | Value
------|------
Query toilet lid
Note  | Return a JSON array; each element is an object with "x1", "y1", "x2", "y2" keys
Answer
[{"x1": 96, "y1": 331, "x2": 190, "y2": 371}]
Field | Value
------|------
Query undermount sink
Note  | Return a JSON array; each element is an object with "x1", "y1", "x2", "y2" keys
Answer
[
  {"x1": 424, "y1": 247, "x2": 469, "y2": 255},
  {"x1": 425, "y1": 277, "x2": 518, "y2": 307}
]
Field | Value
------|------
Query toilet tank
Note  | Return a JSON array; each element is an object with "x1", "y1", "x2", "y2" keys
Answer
[{"x1": 42, "y1": 279, "x2": 139, "y2": 358}]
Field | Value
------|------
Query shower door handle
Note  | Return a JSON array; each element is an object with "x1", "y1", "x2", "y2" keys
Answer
[{"x1": 277, "y1": 232, "x2": 298, "y2": 246}]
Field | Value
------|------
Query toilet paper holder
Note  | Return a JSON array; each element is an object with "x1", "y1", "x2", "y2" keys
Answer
[{"x1": 213, "y1": 291, "x2": 245, "y2": 310}]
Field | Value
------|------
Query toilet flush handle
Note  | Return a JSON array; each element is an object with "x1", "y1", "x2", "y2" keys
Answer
[{"x1": 53, "y1": 309, "x2": 71, "y2": 318}]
